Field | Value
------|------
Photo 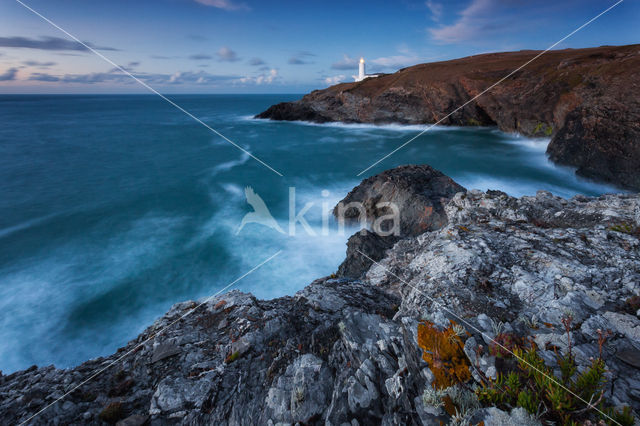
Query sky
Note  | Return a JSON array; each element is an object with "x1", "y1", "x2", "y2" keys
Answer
[{"x1": 0, "y1": 0, "x2": 637, "y2": 94}]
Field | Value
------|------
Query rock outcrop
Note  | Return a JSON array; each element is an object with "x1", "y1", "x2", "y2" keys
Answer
[
  {"x1": 1, "y1": 166, "x2": 640, "y2": 425},
  {"x1": 257, "y1": 45, "x2": 640, "y2": 190},
  {"x1": 334, "y1": 164, "x2": 466, "y2": 237}
]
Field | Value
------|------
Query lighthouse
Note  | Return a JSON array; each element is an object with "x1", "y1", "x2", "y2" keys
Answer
[{"x1": 354, "y1": 57, "x2": 379, "y2": 82}]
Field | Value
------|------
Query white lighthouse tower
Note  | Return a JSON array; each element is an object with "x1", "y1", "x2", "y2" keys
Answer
[{"x1": 354, "y1": 57, "x2": 378, "y2": 82}]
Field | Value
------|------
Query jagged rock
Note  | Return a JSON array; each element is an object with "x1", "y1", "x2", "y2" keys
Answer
[
  {"x1": 151, "y1": 343, "x2": 181, "y2": 363},
  {"x1": 257, "y1": 45, "x2": 640, "y2": 189},
  {"x1": 116, "y1": 414, "x2": 148, "y2": 426},
  {"x1": 333, "y1": 164, "x2": 465, "y2": 237},
  {"x1": 604, "y1": 312, "x2": 640, "y2": 343},
  {"x1": 1, "y1": 166, "x2": 639, "y2": 425},
  {"x1": 337, "y1": 230, "x2": 399, "y2": 278},
  {"x1": 616, "y1": 349, "x2": 640, "y2": 369}
]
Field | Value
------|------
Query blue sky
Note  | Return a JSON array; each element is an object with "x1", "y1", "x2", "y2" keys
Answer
[{"x1": 0, "y1": 0, "x2": 637, "y2": 93}]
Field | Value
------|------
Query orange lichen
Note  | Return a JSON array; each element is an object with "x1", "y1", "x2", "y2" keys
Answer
[{"x1": 417, "y1": 320, "x2": 472, "y2": 389}]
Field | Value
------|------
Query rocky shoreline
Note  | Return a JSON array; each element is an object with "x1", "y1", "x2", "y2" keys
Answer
[
  {"x1": 1, "y1": 165, "x2": 640, "y2": 425},
  {"x1": 256, "y1": 45, "x2": 640, "y2": 190}
]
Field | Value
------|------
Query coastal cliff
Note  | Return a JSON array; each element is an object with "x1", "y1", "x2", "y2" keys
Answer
[
  {"x1": 257, "y1": 45, "x2": 640, "y2": 190},
  {"x1": 1, "y1": 165, "x2": 639, "y2": 425}
]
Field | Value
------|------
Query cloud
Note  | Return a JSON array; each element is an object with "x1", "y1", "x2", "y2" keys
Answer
[
  {"x1": 428, "y1": 0, "x2": 499, "y2": 43},
  {"x1": 248, "y1": 57, "x2": 265, "y2": 66},
  {"x1": 107, "y1": 61, "x2": 141, "y2": 73},
  {"x1": 288, "y1": 51, "x2": 315, "y2": 65},
  {"x1": 190, "y1": 53, "x2": 213, "y2": 60},
  {"x1": 370, "y1": 55, "x2": 420, "y2": 69},
  {"x1": 28, "y1": 72, "x2": 59, "y2": 82},
  {"x1": 426, "y1": 1, "x2": 443, "y2": 21},
  {"x1": 217, "y1": 46, "x2": 240, "y2": 62},
  {"x1": 165, "y1": 70, "x2": 237, "y2": 84},
  {"x1": 23, "y1": 60, "x2": 57, "y2": 67},
  {"x1": 27, "y1": 68, "x2": 237, "y2": 85},
  {"x1": 324, "y1": 75, "x2": 345, "y2": 85},
  {"x1": 0, "y1": 36, "x2": 118, "y2": 52},
  {"x1": 0, "y1": 68, "x2": 18, "y2": 81},
  {"x1": 237, "y1": 68, "x2": 279, "y2": 85},
  {"x1": 193, "y1": 0, "x2": 249, "y2": 11},
  {"x1": 331, "y1": 54, "x2": 358, "y2": 70}
]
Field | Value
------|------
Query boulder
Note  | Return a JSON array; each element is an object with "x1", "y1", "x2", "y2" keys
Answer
[{"x1": 333, "y1": 164, "x2": 466, "y2": 237}]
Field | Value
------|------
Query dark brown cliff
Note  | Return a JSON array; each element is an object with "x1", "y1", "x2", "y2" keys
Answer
[{"x1": 257, "y1": 45, "x2": 640, "y2": 190}]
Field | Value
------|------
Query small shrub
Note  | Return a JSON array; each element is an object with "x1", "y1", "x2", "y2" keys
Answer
[
  {"x1": 489, "y1": 332, "x2": 520, "y2": 358},
  {"x1": 603, "y1": 405, "x2": 635, "y2": 426},
  {"x1": 418, "y1": 320, "x2": 471, "y2": 389},
  {"x1": 477, "y1": 344, "x2": 633, "y2": 425},
  {"x1": 609, "y1": 222, "x2": 639, "y2": 236},
  {"x1": 225, "y1": 351, "x2": 240, "y2": 363}
]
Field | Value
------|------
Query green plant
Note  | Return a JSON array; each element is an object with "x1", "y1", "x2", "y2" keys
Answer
[
  {"x1": 603, "y1": 405, "x2": 635, "y2": 426},
  {"x1": 477, "y1": 344, "x2": 632, "y2": 425},
  {"x1": 608, "y1": 222, "x2": 639, "y2": 235},
  {"x1": 533, "y1": 122, "x2": 553, "y2": 136},
  {"x1": 225, "y1": 351, "x2": 240, "y2": 363},
  {"x1": 517, "y1": 389, "x2": 539, "y2": 414}
]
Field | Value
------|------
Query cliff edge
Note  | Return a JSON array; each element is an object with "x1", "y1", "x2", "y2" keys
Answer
[{"x1": 257, "y1": 45, "x2": 640, "y2": 190}]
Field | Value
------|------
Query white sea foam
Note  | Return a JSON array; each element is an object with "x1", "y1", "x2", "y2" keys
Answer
[
  {"x1": 0, "y1": 212, "x2": 187, "y2": 372},
  {"x1": 218, "y1": 182, "x2": 246, "y2": 199},
  {"x1": 244, "y1": 115, "x2": 468, "y2": 132},
  {"x1": 499, "y1": 135, "x2": 550, "y2": 152},
  {"x1": 211, "y1": 152, "x2": 251, "y2": 176},
  {"x1": 0, "y1": 212, "x2": 60, "y2": 240}
]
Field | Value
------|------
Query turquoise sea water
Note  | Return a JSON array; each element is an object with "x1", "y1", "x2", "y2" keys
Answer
[{"x1": 0, "y1": 94, "x2": 620, "y2": 373}]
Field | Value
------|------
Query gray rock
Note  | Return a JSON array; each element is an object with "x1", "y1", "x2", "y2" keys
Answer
[
  {"x1": 604, "y1": 312, "x2": 640, "y2": 343},
  {"x1": 333, "y1": 164, "x2": 465, "y2": 237},
  {"x1": 116, "y1": 414, "x2": 148, "y2": 426},
  {"x1": 151, "y1": 342, "x2": 181, "y2": 363},
  {"x1": 1, "y1": 167, "x2": 639, "y2": 425}
]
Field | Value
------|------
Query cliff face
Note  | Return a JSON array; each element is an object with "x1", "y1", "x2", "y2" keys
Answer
[
  {"x1": 2, "y1": 166, "x2": 639, "y2": 425},
  {"x1": 257, "y1": 45, "x2": 640, "y2": 190}
]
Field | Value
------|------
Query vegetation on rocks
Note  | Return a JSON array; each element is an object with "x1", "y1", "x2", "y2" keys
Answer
[
  {"x1": 417, "y1": 321, "x2": 471, "y2": 390},
  {"x1": 475, "y1": 315, "x2": 634, "y2": 426}
]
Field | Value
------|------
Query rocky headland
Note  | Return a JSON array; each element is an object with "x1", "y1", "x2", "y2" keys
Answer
[
  {"x1": 1, "y1": 165, "x2": 639, "y2": 425},
  {"x1": 256, "y1": 45, "x2": 640, "y2": 190}
]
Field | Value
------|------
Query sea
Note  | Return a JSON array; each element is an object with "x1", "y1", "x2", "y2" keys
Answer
[{"x1": 0, "y1": 94, "x2": 621, "y2": 373}]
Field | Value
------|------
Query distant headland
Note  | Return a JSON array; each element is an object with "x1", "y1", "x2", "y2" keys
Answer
[{"x1": 257, "y1": 44, "x2": 640, "y2": 190}]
